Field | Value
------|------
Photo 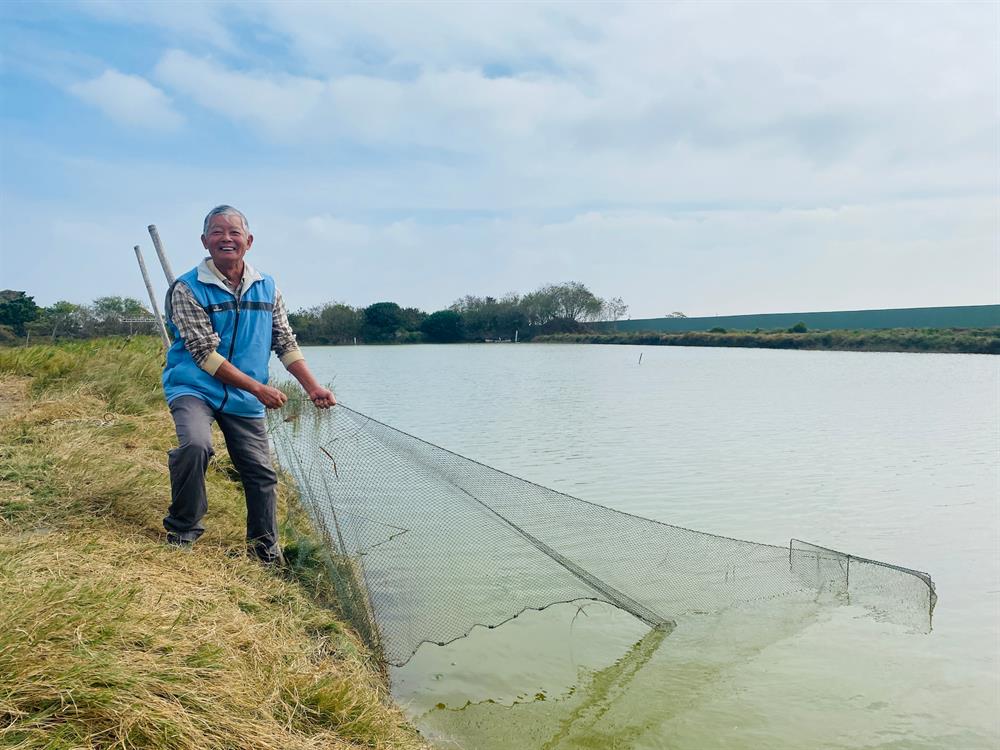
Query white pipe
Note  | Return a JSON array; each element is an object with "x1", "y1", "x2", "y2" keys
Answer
[
  {"x1": 133, "y1": 245, "x2": 171, "y2": 349},
  {"x1": 147, "y1": 224, "x2": 176, "y2": 285}
]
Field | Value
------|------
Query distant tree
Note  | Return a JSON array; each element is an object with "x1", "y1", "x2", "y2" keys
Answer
[
  {"x1": 86, "y1": 296, "x2": 151, "y2": 336},
  {"x1": 551, "y1": 281, "x2": 603, "y2": 322},
  {"x1": 491, "y1": 293, "x2": 527, "y2": 338},
  {"x1": 362, "y1": 302, "x2": 407, "y2": 342},
  {"x1": 520, "y1": 282, "x2": 602, "y2": 327},
  {"x1": 534, "y1": 317, "x2": 588, "y2": 335},
  {"x1": 421, "y1": 309, "x2": 465, "y2": 342},
  {"x1": 451, "y1": 293, "x2": 525, "y2": 340},
  {"x1": 38, "y1": 301, "x2": 86, "y2": 340},
  {"x1": 288, "y1": 306, "x2": 322, "y2": 342},
  {"x1": 788, "y1": 322, "x2": 808, "y2": 333},
  {"x1": 320, "y1": 303, "x2": 362, "y2": 342},
  {"x1": 91, "y1": 296, "x2": 148, "y2": 319},
  {"x1": 289, "y1": 302, "x2": 363, "y2": 344},
  {"x1": 0, "y1": 290, "x2": 39, "y2": 336},
  {"x1": 519, "y1": 289, "x2": 560, "y2": 327},
  {"x1": 602, "y1": 297, "x2": 629, "y2": 322},
  {"x1": 709, "y1": 327, "x2": 727, "y2": 333},
  {"x1": 400, "y1": 306, "x2": 427, "y2": 332}
]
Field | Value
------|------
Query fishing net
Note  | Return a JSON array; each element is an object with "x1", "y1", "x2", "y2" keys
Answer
[{"x1": 268, "y1": 400, "x2": 936, "y2": 666}]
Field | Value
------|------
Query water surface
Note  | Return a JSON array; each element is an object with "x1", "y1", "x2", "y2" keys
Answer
[{"x1": 293, "y1": 344, "x2": 998, "y2": 749}]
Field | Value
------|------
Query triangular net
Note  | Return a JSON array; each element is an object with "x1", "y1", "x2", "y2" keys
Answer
[{"x1": 269, "y1": 401, "x2": 936, "y2": 666}]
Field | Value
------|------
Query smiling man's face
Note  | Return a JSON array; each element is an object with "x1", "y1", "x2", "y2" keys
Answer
[{"x1": 201, "y1": 213, "x2": 253, "y2": 270}]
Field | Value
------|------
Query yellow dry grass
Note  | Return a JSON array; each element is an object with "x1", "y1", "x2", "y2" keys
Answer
[{"x1": 0, "y1": 339, "x2": 427, "y2": 750}]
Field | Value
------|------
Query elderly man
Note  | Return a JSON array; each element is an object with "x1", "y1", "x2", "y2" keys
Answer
[{"x1": 162, "y1": 205, "x2": 335, "y2": 563}]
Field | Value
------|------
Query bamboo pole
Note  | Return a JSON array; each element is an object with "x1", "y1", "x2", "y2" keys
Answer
[
  {"x1": 133, "y1": 245, "x2": 171, "y2": 349},
  {"x1": 147, "y1": 224, "x2": 176, "y2": 285}
]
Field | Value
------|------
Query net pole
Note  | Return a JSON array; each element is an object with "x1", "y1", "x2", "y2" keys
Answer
[
  {"x1": 147, "y1": 224, "x2": 176, "y2": 285},
  {"x1": 133, "y1": 245, "x2": 170, "y2": 349}
]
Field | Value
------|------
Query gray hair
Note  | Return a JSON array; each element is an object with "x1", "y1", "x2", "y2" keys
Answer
[{"x1": 202, "y1": 205, "x2": 250, "y2": 235}]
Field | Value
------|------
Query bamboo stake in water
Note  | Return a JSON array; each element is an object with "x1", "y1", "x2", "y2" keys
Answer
[
  {"x1": 147, "y1": 224, "x2": 176, "y2": 285},
  {"x1": 133, "y1": 245, "x2": 171, "y2": 349}
]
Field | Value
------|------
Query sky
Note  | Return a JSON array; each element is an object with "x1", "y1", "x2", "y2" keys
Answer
[{"x1": 1, "y1": 1, "x2": 997, "y2": 318}]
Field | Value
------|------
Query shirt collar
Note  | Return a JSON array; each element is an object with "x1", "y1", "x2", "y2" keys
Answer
[{"x1": 197, "y1": 257, "x2": 263, "y2": 292}]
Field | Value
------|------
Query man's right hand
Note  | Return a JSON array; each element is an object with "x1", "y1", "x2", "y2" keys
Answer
[
  {"x1": 254, "y1": 384, "x2": 288, "y2": 409},
  {"x1": 212, "y1": 359, "x2": 288, "y2": 409}
]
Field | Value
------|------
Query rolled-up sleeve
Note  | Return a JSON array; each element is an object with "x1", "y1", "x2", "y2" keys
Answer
[
  {"x1": 272, "y1": 288, "x2": 304, "y2": 368},
  {"x1": 169, "y1": 283, "x2": 225, "y2": 375}
]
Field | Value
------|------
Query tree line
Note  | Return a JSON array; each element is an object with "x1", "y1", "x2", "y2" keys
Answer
[
  {"x1": 0, "y1": 292, "x2": 157, "y2": 343},
  {"x1": 0, "y1": 281, "x2": 629, "y2": 345},
  {"x1": 289, "y1": 281, "x2": 627, "y2": 344}
]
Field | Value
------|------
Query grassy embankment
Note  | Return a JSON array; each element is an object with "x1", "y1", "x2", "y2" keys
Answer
[
  {"x1": 0, "y1": 338, "x2": 426, "y2": 750},
  {"x1": 535, "y1": 327, "x2": 1000, "y2": 354}
]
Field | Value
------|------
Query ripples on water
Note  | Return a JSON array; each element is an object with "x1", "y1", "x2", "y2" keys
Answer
[{"x1": 292, "y1": 344, "x2": 999, "y2": 749}]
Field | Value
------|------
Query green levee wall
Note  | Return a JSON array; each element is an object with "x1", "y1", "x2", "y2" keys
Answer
[{"x1": 593, "y1": 305, "x2": 1000, "y2": 334}]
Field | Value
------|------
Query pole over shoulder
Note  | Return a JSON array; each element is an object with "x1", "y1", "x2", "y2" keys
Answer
[
  {"x1": 147, "y1": 224, "x2": 176, "y2": 285},
  {"x1": 133, "y1": 244, "x2": 171, "y2": 349}
]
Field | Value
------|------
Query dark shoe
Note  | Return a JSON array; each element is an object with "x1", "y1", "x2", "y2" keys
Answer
[
  {"x1": 166, "y1": 532, "x2": 195, "y2": 550},
  {"x1": 250, "y1": 544, "x2": 286, "y2": 567}
]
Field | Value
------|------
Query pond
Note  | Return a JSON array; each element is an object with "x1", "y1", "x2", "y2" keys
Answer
[{"x1": 293, "y1": 343, "x2": 997, "y2": 749}]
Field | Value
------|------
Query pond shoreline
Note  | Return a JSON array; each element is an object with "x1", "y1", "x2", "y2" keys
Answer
[
  {"x1": 532, "y1": 328, "x2": 1000, "y2": 354},
  {"x1": 8, "y1": 325, "x2": 998, "y2": 355}
]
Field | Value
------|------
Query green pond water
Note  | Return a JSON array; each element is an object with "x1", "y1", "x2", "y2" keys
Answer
[{"x1": 297, "y1": 344, "x2": 998, "y2": 749}]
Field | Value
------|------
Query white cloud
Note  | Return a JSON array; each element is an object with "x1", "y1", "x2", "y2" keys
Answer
[
  {"x1": 70, "y1": 69, "x2": 183, "y2": 131},
  {"x1": 78, "y1": 0, "x2": 237, "y2": 52},
  {"x1": 134, "y1": 1, "x2": 997, "y2": 212},
  {"x1": 154, "y1": 50, "x2": 324, "y2": 135},
  {"x1": 305, "y1": 215, "x2": 373, "y2": 246},
  {"x1": 2, "y1": 146, "x2": 995, "y2": 316},
  {"x1": 248, "y1": 195, "x2": 998, "y2": 317},
  {"x1": 4, "y1": 2, "x2": 997, "y2": 317},
  {"x1": 152, "y1": 49, "x2": 593, "y2": 149},
  {"x1": 236, "y1": 1, "x2": 593, "y2": 75},
  {"x1": 239, "y1": 1, "x2": 996, "y2": 152}
]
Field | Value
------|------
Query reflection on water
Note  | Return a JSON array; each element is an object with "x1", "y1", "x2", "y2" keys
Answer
[{"x1": 294, "y1": 344, "x2": 999, "y2": 749}]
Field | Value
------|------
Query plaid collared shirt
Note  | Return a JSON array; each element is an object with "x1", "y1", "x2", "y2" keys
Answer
[{"x1": 168, "y1": 260, "x2": 303, "y2": 373}]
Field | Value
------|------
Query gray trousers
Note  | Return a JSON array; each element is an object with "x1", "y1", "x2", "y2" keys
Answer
[{"x1": 164, "y1": 395, "x2": 280, "y2": 562}]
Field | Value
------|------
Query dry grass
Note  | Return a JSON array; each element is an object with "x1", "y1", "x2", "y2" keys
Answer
[{"x1": 0, "y1": 339, "x2": 426, "y2": 749}]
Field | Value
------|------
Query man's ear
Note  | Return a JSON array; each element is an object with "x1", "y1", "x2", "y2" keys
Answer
[
  {"x1": 201, "y1": 234, "x2": 209, "y2": 249},
  {"x1": 246, "y1": 233, "x2": 254, "y2": 249}
]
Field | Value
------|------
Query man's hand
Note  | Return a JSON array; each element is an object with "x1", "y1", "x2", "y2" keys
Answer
[
  {"x1": 307, "y1": 386, "x2": 336, "y2": 409},
  {"x1": 253, "y1": 384, "x2": 289, "y2": 409},
  {"x1": 285, "y1": 359, "x2": 335, "y2": 409},
  {"x1": 214, "y1": 360, "x2": 287, "y2": 409}
]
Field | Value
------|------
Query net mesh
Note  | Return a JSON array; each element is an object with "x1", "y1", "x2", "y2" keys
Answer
[{"x1": 269, "y1": 401, "x2": 936, "y2": 666}]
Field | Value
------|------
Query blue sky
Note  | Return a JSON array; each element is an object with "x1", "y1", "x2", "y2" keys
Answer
[{"x1": 1, "y1": 1, "x2": 997, "y2": 317}]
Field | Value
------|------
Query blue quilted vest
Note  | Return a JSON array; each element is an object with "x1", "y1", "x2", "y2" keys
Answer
[{"x1": 163, "y1": 265, "x2": 276, "y2": 418}]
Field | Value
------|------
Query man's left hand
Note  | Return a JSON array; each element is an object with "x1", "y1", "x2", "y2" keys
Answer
[{"x1": 307, "y1": 386, "x2": 337, "y2": 409}]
